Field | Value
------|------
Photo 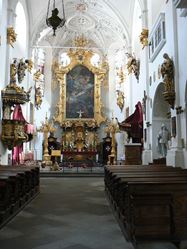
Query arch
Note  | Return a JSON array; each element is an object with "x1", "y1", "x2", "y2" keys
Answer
[{"x1": 152, "y1": 82, "x2": 170, "y2": 159}]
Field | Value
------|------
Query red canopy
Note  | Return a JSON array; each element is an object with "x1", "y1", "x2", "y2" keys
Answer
[{"x1": 120, "y1": 101, "x2": 143, "y2": 142}]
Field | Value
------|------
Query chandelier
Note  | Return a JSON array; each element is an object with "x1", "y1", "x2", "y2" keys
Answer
[{"x1": 46, "y1": 0, "x2": 66, "y2": 36}]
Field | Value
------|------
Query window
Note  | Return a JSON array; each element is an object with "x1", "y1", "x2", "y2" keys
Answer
[
  {"x1": 90, "y1": 53, "x2": 100, "y2": 67},
  {"x1": 15, "y1": 2, "x2": 27, "y2": 50},
  {"x1": 60, "y1": 53, "x2": 70, "y2": 67},
  {"x1": 149, "y1": 13, "x2": 166, "y2": 62}
]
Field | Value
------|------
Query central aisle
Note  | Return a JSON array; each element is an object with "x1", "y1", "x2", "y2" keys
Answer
[{"x1": 0, "y1": 177, "x2": 133, "y2": 249}]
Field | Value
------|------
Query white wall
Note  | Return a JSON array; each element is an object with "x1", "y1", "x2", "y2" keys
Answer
[
  {"x1": 0, "y1": 0, "x2": 9, "y2": 164},
  {"x1": 176, "y1": 10, "x2": 187, "y2": 168}
]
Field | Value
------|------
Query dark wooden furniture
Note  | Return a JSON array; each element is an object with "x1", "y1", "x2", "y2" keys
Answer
[
  {"x1": 62, "y1": 151, "x2": 97, "y2": 161},
  {"x1": 105, "y1": 165, "x2": 187, "y2": 247},
  {"x1": 102, "y1": 135, "x2": 112, "y2": 164},
  {"x1": 125, "y1": 143, "x2": 142, "y2": 165},
  {"x1": 0, "y1": 165, "x2": 39, "y2": 228}
]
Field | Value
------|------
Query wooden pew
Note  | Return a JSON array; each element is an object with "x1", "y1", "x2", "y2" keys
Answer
[
  {"x1": 0, "y1": 165, "x2": 40, "y2": 228},
  {"x1": 0, "y1": 176, "x2": 12, "y2": 224},
  {"x1": 104, "y1": 165, "x2": 187, "y2": 247}
]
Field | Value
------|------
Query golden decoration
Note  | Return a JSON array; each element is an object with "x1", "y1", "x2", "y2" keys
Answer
[
  {"x1": 117, "y1": 66, "x2": 125, "y2": 84},
  {"x1": 51, "y1": 59, "x2": 60, "y2": 90},
  {"x1": 74, "y1": 35, "x2": 88, "y2": 47},
  {"x1": 38, "y1": 114, "x2": 56, "y2": 165},
  {"x1": 53, "y1": 45, "x2": 108, "y2": 128},
  {"x1": 158, "y1": 64, "x2": 161, "y2": 79},
  {"x1": 33, "y1": 69, "x2": 42, "y2": 82},
  {"x1": 35, "y1": 87, "x2": 42, "y2": 110},
  {"x1": 116, "y1": 90, "x2": 125, "y2": 112},
  {"x1": 106, "y1": 116, "x2": 120, "y2": 165},
  {"x1": 1, "y1": 119, "x2": 28, "y2": 150},
  {"x1": 126, "y1": 53, "x2": 140, "y2": 81},
  {"x1": 2, "y1": 60, "x2": 32, "y2": 105},
  {"x1": 7, "y1": 27, "x2": 17, "y2": 48},
  {"x1": 26, "y1": 59, "x2": 33, "y2": 73},
  {"x1": 160, "y1": 53, "x2": 175, "y2": 109},
  {"x1": 10, "y1": 59, "x2": 17, "y2": 82},
  {"x1": 139, "y1": 29, "x2": 149, "y2": 49}
]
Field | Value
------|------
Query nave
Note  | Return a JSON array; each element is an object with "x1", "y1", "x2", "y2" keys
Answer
[
  {"x1": 0, "y1": 177, "x2": 182, "y2": 249},
  {"x1": 0, "y1": 178, "x2": 133, "y2": 249}
]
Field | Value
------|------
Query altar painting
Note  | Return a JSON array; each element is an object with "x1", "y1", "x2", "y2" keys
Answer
[{"x1": 66, "y1": 65, "x2": 94, "y2": 119}]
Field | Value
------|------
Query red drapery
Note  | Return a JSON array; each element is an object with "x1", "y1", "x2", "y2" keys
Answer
[
  {"x1": 12, "y1": 105, "x2": 27, "y2": 165},
  {"x1": 120, "y1": 101, "x2": 143, "y2": 142}
]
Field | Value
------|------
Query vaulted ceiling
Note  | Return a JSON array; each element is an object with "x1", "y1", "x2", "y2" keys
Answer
[{"x1": 27, "y1": 0, "x2": 146, "y2": 53}]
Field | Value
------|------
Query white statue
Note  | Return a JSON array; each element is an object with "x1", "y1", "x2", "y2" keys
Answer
[{"x1": 157, "y1": 124, "x2": 170, "y2": 158}]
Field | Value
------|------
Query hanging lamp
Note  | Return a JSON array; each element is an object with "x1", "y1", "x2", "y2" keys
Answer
[{"x1": 46, "y1": 0, "x2": 66, "y2": 36}]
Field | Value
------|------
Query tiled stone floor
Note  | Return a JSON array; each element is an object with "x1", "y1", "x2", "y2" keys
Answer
[
  {"x1": 0, "y1": 177, "x2": 185, "y2": 249},
  {"x1": 0, "y1": 178, "x2": 133, "y2": 249}
]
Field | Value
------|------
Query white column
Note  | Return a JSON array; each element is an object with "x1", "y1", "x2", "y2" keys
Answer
[{"x1": 167, "y1": 2, "x2": 184, "y2": 167}]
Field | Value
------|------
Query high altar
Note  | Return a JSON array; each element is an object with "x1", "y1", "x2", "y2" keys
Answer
[{"x1": 53, "y1": 36, "x2": 108, "y2": 161}]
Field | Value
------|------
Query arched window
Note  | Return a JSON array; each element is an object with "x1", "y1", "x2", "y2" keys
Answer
[
  {"x1": 0, "y1": 0, "x2": 2, "y2": 29},
  {"x1": 132, "y1": 0, "x2": 142, "y2": 52},
  {"x1": 60, "y1": 52, "x2": 71, "y2": 67},
  {"x1": 90, "y1": 53, "x2": 100, "y2": 67},
  {"x1": 0, "y1": 0, "x2": 2, "y2": 17},
  {"x1": 15, "y1": 2, "x2": 27, "y2": 51}
]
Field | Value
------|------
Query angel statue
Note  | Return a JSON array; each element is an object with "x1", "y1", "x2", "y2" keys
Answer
[
  {"x1": 139, "y1": 29, "x2": 149, "y2": 49},
  {"x1": 116, "y1": 90, "x2": 125, "y2": 112},
  {"x1": 126, "y1": 53, "x2": 140, "y2": 81}
]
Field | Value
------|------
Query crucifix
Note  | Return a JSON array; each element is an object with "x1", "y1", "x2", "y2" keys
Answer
[{"x1": 77, "y1": 110, "x2": 84, "y2": 118}]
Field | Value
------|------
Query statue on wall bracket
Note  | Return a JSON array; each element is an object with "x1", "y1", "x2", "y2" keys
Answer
[
  {"x1": 7, "y1": 27, "x2": 17, "y2": 48},
  {"x1": 139, "y1": 29, "x2": 149, "y2": 49},
  {"x1": 53, "y1": 38, "x2": 108, "y2": 129},
  {"x1": 160, "y1": 53, "x2": 175, "y2": 109},
  {"x1": 126, "y1": 53, "x2": 140, "y2": 82}
]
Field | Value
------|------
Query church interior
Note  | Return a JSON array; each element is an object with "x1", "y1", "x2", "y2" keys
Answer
[{"x1": 0, "y1": 0, "x2": 187, "y2": 248}]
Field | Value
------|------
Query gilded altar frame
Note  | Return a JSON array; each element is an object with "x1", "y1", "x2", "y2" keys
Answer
[{"x1": 54, "y1": 48, "x2": 108, "y2": 128}]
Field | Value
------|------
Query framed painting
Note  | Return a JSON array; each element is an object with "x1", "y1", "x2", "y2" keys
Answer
[
  {"x1": 66, "y1": 65, "x2": 94, "y2": 119},
  {"x1": 54, "y1": 47, "x2": 108, "y2": 127}
]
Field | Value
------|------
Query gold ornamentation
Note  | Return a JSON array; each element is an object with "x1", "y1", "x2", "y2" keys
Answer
[
  {"x1": 117, "y1": 67, "x2": 125, "y2": 84},
  {"x1": 17, "y1": 59, "x2": 28, "y2": 83},
  {"x1": 161, "y1": 53, "x2": 175, "y2": 109},
  {"x1": 54, "y1": 46, "x2": 107, "y2": 127},
  {"x1": 158, "y1": 64, "x2": 161, "y2": 79},
  {"x1": 116, "y1": 90, "x2": 125, "y2": 112},
  {"x1": 10, "y1": 58, "x2": 32, "y2": 84},
  {"x1": 33, "y1": 69, "x2": 42, "y2": 82},
  {"x1": 51, "y1": 59, "x2": 60, "y2": 90},
  {"x1": 10, "y1": 59, "x2": 17, "y2": 82},
  {"x1": 35, "y1": 87, "x2": 42, "y2": 109},
  {"x1": 126, "y1": 53, "x2": 140, "y2": 81},
  {"x1": 139, "y1": 29, "x2": 149, "y2": 49},
  {"x1": 34, "y1": 69, "x2": 43, "y2": 109},
  {"x1": 26, "y1": 59, "x2": 33, "y2": 73},
  {"x1": 38, "y1": 114, "x2": 56, "y2": 165},
  {"x1": 74, "y1": 35, "x2": 88, "y2": 47},
  {"x1": 7, "y1": 27, "x2": 17, "y2": 48},
  {"x1": 1, "y1": 119, "x2": 28, "y2": 150},
  {"x1": 106, "y1": 116, "x2": 120, "y2": 165}
]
